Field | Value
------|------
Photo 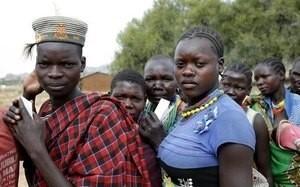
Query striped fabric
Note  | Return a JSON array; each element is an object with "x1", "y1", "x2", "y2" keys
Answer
[{"x1": 32, "y1": 16, "x2": 88, "y2": 46}]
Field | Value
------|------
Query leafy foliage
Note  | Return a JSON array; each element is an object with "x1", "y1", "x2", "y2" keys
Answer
[{"x1": 111, "y1": 0, "x2": 300, "y2": 73}]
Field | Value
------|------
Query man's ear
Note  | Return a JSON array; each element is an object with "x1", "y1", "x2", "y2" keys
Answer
[
  {"x1": 218, "y1": 57, "x2": 224, "y2": 75},
  {"x1": 80, "y1": 56, "x2": 86, "y2": 72}
]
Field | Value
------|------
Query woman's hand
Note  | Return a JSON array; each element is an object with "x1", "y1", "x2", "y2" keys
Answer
[{"x1": 139, "y1": 112, "x2": 166, "y2": 150}]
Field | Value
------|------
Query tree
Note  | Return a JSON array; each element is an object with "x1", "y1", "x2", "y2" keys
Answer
[
  {"x1": 111, "y1": 0, "x2": 300, "y2": 72},
  {"x1": 111, "y1": 0, "x2": 184, "y2": 73}
]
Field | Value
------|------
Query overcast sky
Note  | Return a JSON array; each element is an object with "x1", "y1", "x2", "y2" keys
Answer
[{"x1": 0, "y1": 0, "x2": 153, "y2": 78}]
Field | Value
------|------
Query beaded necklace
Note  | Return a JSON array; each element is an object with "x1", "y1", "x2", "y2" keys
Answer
[
  {"x1": 271, "y1": 99, "x2": 285, "y2": 115},
  {"x1": 181, "y1": 90, "x2": 223, "y2": 118}
]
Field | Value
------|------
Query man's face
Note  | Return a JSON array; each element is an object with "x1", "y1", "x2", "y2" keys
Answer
[
  {"x1": 290, "y1": 62, "x2": 300, "y2": 95},
  {"x1": 144, "y1": 61, "x2": 177, "y2": 104},
  {"x1": 35, "y1": 42, "x2": 85, "y2": 99}
]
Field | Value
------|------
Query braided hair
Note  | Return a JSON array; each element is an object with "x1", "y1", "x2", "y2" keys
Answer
[
  {"x1": 225, "y1": 63, "x2": 253, "y2": 85},
  {"x1": 177, "y1": 26, "x2": 224, "y2": 58},
  {"x1": 257, "y1": 57, "x2": 286, "y2": 76},
  {"x1": 111, "y1": 69, "x2": 146, "y2": 93}
]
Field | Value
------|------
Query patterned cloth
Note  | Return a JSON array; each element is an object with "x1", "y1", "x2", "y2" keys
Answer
[
  {"x1": 247, "y1": 89, "x2": 300, "y2": 132},
  {"x1": 0, "y1": 109, "x2": 19, "y2": 187},
  {"x1": 247, "y1": 89, "x2": 300, "y2": 186},
  {"x1": 28, "y1": 92, "x2": 156, "y2": 187},
  {"x1": 32, "y1": 16, "x2": 88, "y2": 46}
]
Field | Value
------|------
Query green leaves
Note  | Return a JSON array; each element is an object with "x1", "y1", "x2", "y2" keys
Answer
[{"x1": 111, "y1": 0, "x2": 300, "y2": 73}]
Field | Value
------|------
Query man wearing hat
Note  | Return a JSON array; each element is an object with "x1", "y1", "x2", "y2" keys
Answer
[{"x1": 3, "y1": 16, "x2": 157, "y2": 186}]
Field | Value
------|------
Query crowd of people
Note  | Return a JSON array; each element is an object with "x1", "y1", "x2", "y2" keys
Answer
[{"x1": 0, "y1": 15, "x2": 300, "y2": 187}]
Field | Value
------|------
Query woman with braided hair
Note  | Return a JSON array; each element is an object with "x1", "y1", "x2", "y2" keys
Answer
[
  {"x1": 248, "y1": 57, "x2": 300, "y2": 186},
  {"x1": 140, "y1": 26, "x2": 255, "y2": 187},
  {"x1": 221, "y1": 63, "x2": 272, "y2": 186}
]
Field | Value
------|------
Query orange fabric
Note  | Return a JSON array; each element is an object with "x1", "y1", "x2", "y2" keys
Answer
[{"x1": 0, "y1": 109, "x2": 19, "y2": 187}]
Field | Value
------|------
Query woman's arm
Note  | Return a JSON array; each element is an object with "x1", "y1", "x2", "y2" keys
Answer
[
  {"x1": 218, "y1": 143, "x2": 254, "y2": 187},
  {"x1": 253, "y1": 114, "x2": 273, "y2": 186}
]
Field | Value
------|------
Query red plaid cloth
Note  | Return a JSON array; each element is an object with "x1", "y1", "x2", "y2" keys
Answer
[
  {"x1": 0, "y1": 109, "x2": 19, "y2": 187},
  {"x1": 30, "y1": 92, "x2": 158, "y2": 186}
]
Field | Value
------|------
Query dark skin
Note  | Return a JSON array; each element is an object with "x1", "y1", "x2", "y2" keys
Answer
[
  {"x1": 289, "y1": 61, "x2": 300, "y2": 95},
  {"x1": 174, "y1": 38, "x2": 223, "y2": 106},
  {"x1": 221, "y1": 71, "x2": 273, "y2": 186},
  {"x1": 141, "y1": 58, "x2": 176, "y2": 147},
  {"x1": 174, "y1": 37, "x2": 253, "y2": 187},
  {"x1": 3, "y1": 42, "x2": 86, "y2": 187},
  {"x1": 254, "y1": 64, "x2": 287, "y2": 127},
  {"x1": 109, "y1": 81, "x2": 166, "y2": 148},
  {"x1": 111, "y1": 81, "x2": 146, "y2": 121},
  {"x1": 144, "y1": 59, "x2": 177, "y2": 104}
]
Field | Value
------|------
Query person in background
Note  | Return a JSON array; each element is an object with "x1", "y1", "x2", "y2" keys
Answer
[
  {"x1": 141, "y1": 26, "x2": 255, "y2": 187},
  {"x1": 249, "y1": 57, "x2": 300, "y2": 186},
  {"x1": 3, "y1": 16, "x2": 153, "y2": 186},
  {"x1": 289, "y1": 57, "x2": 300, "y2": 95},
  {"x1": 110, "y1": 69, "x2": 162, "y2": 187},
  {"x1": 221, "y1": 63, "x2": 272, "y2": 186},
  {"x1": 0, "y1": 108, "x2": 19, "y2": 187},
  {"x1": 144, "y1": 55, "x2": 184, "y2": 133}
]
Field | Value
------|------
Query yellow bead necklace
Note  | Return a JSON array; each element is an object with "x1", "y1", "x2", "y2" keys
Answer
[{"x1": 181, "y1": 96, "x2": 219, "y2": 118}]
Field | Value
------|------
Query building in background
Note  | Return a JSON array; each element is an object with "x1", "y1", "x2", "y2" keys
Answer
[{"x1": 79, "y1": 72, "x2": 112, "y2": 92}]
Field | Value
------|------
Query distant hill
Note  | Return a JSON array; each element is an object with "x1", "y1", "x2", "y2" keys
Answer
[
  {"x1": 0, "y1": 65, "x2": 111, "y2": 85},
  {"x1": 0, "y1": 73, "x2": 27, "y2": 85}
]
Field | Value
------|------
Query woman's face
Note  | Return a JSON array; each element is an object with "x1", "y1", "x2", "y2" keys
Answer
[
  {"x1": 254, "y1": 64, "x2": 283, "y2": 96},
  {"x1": 111, "y1": 81, "x2": 146, "y2": 121},
  {"x1": 221, "y1": 70, "x2": 251, "y2": 105},
  {"x1": 174, "y1": 37, "x2": 223, "y2": 105}
]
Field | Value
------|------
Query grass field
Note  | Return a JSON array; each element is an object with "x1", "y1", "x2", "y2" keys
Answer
[{"x1": 0, "y1": 84, "x2": 49, "y2": 109}]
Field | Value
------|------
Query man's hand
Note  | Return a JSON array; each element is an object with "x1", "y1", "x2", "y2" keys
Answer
[
  {"x1": 139, "y1": 112, "x2": 166, "y2": 150},
  {"x1": 4, "y1": 98, "x2": 46, "y2": 157}
]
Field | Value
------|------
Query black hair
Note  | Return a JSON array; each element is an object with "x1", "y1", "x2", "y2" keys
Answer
[
  {"x1": 145, "y1": 54, "x2": 174, "y2": 71},
  {"x1": 147, "y1": 54, "x2": 174, "y2": 62},
  {"x1": 24, "y1": 42, "x2": 83, "y2": 58},
  {"x1": 111, "y1": 69, "x2": 146, "y2": 93},
  {"x1": 257, "y1": 57, "x2": 286, "y2": 75},
  {"x1": 24, "y1": 43, "x2": 37, "y2": 58},
  {"x1": 225, "y1": 63, "x2": 253, "y2": 85},
  {"x1": 177, "y1": 26, "x2": 224, "y2": 58}
]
